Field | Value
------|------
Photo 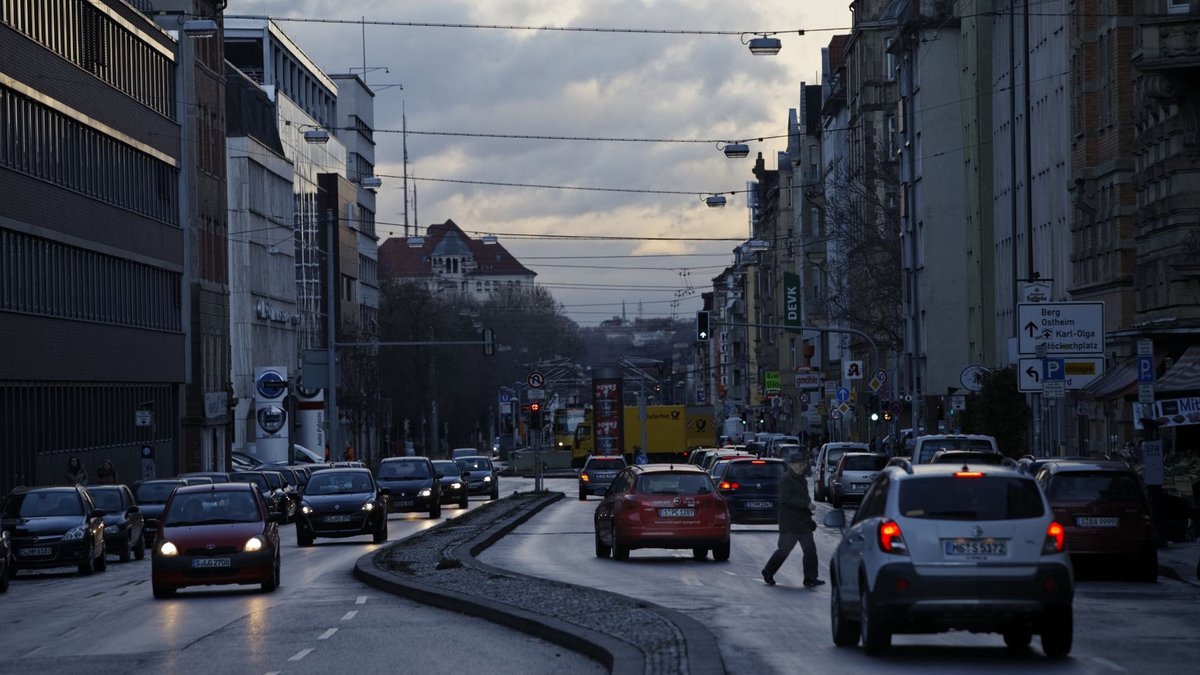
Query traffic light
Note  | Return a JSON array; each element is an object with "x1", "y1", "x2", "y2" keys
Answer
[
  {"x1": 529, "y1": 402, "x2": 542, "y2": 427},
  {"x1": 696, "y1": 310, "x2": 710, "y2": 341},
  {"x1": 883, "y1": 410, "x2": 893, "y2": 422}
]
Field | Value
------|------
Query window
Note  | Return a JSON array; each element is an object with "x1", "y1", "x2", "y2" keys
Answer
[
  {"x1": 1167, "y1": 0, "x2": 1189, "y2": 15},
  {"x1": 884, "y1": 37, "x2": 896, "y2": 81}
]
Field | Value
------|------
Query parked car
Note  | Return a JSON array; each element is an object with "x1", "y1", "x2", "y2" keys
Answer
[
  {"x1": 432, "y1": 460, "x2": 470, "y2": 508},
  {"x1": 927, "y1": 450, "x2": 1010, "y2": 467},
  {"x1": 594, "y1": 464, "x2": 730, "y2": 561},
  {"x1": 375, "y1": 457, "x2": 441, "y2": 518},
  {"x1": 451, "y1": 447, "x2": 480, "y2": 461},
  {"x1": 1, "y1": 485, "x2": 107, "y2": 576},
  {"x1": 910, "y1": 434, "x2": 1000, "y2": 465},
  {"x1": 258, "y1": 471, "x2": 298, "y2": 523},
  {"x1": 228, "y1": 472, "x2": 287, "y2": 524},
  {"x1": 178, "y1": 472, "x2": 229, "y2": 483},
  {"x1": 687, "y1": 448, "x2": 721, "y2": 467},
  {"x1": 455, "y1": 456, "x2": 500, "y2": 500},
  {"x1": 579, "y1": 455, "x2": 627, "y2": 500},
  {"x1": 814, "y1": 442, "x2": 869, "y2": 502},
  {"x1": 828, "y1": 452, "x2": 888, "y2": 508},
  {"x1": 713, "y1": 457, "x2": 787, "y2": 524},
  {"x1": 231, "y1": 451, "x2": 261, "y2": 471},
  {"x1": 86, "y1": 485, "x2": 145, "y2": 562},
  {"x1": 1036, "y1": 460, "x2": 1157, "y2": 581},
  {"x1": 133, "y1": 479, "x2": 186, "y2": 547},
  {"x1": 822, "y1": 461, "x2": 1073, "y2": 657},
  {"x1": 151, "y1": 482, "x2": 280, "y2": 598},
  {"x1": 295, "y1": 469, "x2": 389, "y2": 546}
]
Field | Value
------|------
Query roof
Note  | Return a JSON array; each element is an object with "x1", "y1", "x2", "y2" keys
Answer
[
  {"x1": 826, "y1": 34, "x2": 850, "y2": 74},
  {"x1": 1083, "y1": 354, "x2": 1168, "y2": 401},
  {"x1": 632, "y1": 464, "x2": 708, "y2": 474},
  {"x1": 174, "y1": 482, "x2": 255, "y2": 495},
  {"x1": 378, "y1": 219, "x2": 536, "y2": 280},
  {"x1": 1156, "y1": 345, "x2": 1200, "y2": 395}
]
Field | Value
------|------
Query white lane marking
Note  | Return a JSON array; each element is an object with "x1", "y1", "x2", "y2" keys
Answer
[
  {"x1": 288, "y1": 648, "x2": 314, "y2": 661},
  {"x1": 341, "y1": 610, "x2": 358, "y2": 621},
  {"x1": 318, "y1": 627, "x2": 339, "y2": 640},
  {"x1": 356, "y1": 595, "x2": 367, "y2": 604},
  {"x1": 1082, "y1": 657, "x2": 1127, "y2": 673}
]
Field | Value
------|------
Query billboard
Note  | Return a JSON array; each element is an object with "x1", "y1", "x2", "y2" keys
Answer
[
  {"x1": 591, "y1": 368, "x2": 624, "y2": 456},
  {"x1": 253, "y1": 366, "x2": 290, "y2": 464}
]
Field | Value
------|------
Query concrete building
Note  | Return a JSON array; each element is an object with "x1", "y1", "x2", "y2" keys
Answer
[{"x1": 377, "y1": 220, "x2": 537, "y2": 298}]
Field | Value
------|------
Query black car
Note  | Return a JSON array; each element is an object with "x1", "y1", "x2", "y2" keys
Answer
[
  {"x1": 133, "y1": 479, "x2": 185, "y2": 547},
  {"x1": 1, "y1": 486, "x2": 108, "y2": 576},
  {"x1": 295, "y1": 469, "x2": 389, "y2": 546},
  {"x1": 269, "y1": 466, "x2": 311, "y2": 495},
  {"x1": 579, "y1": 455, "x2": 627, "y2": 500},
  {"x1": 228, "y1": 472, "x2": 287, "y2": 523},
  {"x1": 432, "y1": 460, "x2": 470, "y2": 509},
  {"x1": 456, "y1": 456, "x2": 500, "y2": 500},
  {"x1": 86, "y1": 485, "x2": 145, "y2": 562},
  {"x1": 713, "y1": 457, "x2": 786, "y2": 524},
  {"x1": 376, "y1": 458, "x2": 442, "y2": 517},
  {"x1": 178, "y1": 472, "x2": 230, "y2": 483},
  {"x1": 258, "y1": 471, "x2": 297, "y2": 523}
]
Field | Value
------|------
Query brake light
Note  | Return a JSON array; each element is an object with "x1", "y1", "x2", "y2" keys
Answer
[
  {"x1": 718, "y1": 481, "x2": 739, "y2": 491},
  {"x1": 580, "y1": 473, "x2": 590, "y2": 482},
  {"x1": 751, "y1": 460, "x2": 766, "y2": 464},
  {"x1": 954, "y1": 471, "x2": 984, "y2": 479},
  {"x1": 1043, "y1": 521, "x2": 1065, "y2": 554},
  {"x1": 878, "y1": 519, "x2": 908, "y2": 554}
]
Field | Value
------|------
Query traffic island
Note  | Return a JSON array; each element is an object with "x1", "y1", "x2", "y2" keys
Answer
[{"x1": 354, "y1": 491, "x2": 725, "y2": 675}]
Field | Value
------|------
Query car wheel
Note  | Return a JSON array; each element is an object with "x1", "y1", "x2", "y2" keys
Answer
[
  {"x1": 152, "y1": 584, "x2": 176, "y2": 599},
  {"x1": 95, "y1": 542, "x2": 107, "y2": 572},
  {"x1": 134, "y1": 533, "x2": 147, "y2": 561},
  {"x1": 119, "y1": 534, "x2": 132, "y2": 563},
  {"x1": 78, "y1": 544, "x2": 96, "y2": 576},
  {"x1": 297, "y1": 529, "x2": 314, "y2": 547},
  {"x1": 1004, "y1": 626, "x2": 1033, "y2": 651},
  {"x1": 373, "y1": 518, "x2": 388, "y2": 544},
  {"x1": 431, "y1": 502, "x2": 442, "y2": 519},
  {"x1": 692, "y1": 547, "x2": 708, "y2": 560},
  {"x1": 712, "y1": 539, "x2": 731, "y2": 562},
  {"x1": 831, "y1": 578, "x2": 860, "y2": 647},
  {"x1": 459, "y1": 494, "x2": 469, "y2": 509},
  {"x1": 611, "y1": 524, "x2": 630, "y2": 561},
  {"x1": 1040, "y1": 606, "x2": 1073, "y2": 658},
  {"x1": 594, "y1": 529, "x2": 611, "y2": 558},
  {"x1": 859, "y1": 585, "x2": 890, "y2": 656},
  {"x1": 578, "y1": 488, "x2": 587, "y2": 501},
  {"x1": 261, "y1": 554, "x2": 280, "y2": 593},
  {"x1": 490, "y1": 486, "x2": 499, "y2": 501}
]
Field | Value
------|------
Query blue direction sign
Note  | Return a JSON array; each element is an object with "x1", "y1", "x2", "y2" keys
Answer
[
  {"x1": 836, "y1": 387, "x2": 850, "y2": 403},
  {"x1": 1043, "y1": 358, "x2": 1065, "y2": 382},
  {"x1": 1137, "y1": 356, "x2": 1155, "y2": 384}
]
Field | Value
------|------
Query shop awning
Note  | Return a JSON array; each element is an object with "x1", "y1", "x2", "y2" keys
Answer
[
  {"x1": 1157, "y1": 345, "x2": 1200, "y2": 395},
  {"x1": 1083, "y1": 358, "x2": 1139, "y2": 401}
]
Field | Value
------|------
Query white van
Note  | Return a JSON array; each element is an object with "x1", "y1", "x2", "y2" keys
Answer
[
  {"x1": 910, "y1": 434, "x2": 1000, "y2": 464},
  {"x1": 720, "y1": 417, "x2": 746, "y2": 444}
]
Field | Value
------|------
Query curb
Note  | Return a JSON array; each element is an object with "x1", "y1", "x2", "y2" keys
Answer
[
  {"x1": 1158, "y1": 563, "x2": 1200, "y2": 587},
  {"x1": 355, "y1": 492, "x2": 726, "y2": 675}
]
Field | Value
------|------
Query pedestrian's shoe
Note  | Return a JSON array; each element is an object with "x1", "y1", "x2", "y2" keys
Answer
[
  {"x1": 761, "y1": 570, "x2": 776, "y2": 586},
  {"x1": 802, "y1": 578, "x2": 826, "y2": 587}
]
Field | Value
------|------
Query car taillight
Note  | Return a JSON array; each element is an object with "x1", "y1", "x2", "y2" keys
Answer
[
  {"x1": 751, "y1": 460, "x2": 766, "y2": 464},
  {"x1": 1043, "y1": 521, "x2": 1065, "y2": 554},
  {"x1": 580, "y1": 473, "x2": 590, "y2": 482},
  {"x1": 878, "y1": 519, "x2": 908, "y2": 555},
  {"x1": 954, "y1": 471, "x2": 984, "y2": 478},
  {"x1": 718, "y1": 481, "x2": 739, "y2": 491}
]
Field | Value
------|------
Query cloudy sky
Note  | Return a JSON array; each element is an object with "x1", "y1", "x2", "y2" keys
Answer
[{"x1": 226, "y1": 1, "x2": 852, "y2": 326}]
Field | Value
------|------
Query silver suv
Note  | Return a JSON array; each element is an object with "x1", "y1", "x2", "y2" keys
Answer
[{"x1": 823, "y1": 461, "x2": 1074, "y2": 658}]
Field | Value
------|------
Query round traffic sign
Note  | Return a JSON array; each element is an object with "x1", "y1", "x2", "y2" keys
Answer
[
  {"x1": 527, "y1": 371, "x2": 546, "y2": 389},
  {"x1": 889, "y1": 401, "x2": 902, "y2": 415}
]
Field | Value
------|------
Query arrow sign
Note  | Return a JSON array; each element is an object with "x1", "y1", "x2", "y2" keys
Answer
[
  {"x1": 1024, "y1": 321, "x2": 1039, "y2": 337},
  {"x1": 1025, "y1": 365, "x2": 1040, "y2": 383}
]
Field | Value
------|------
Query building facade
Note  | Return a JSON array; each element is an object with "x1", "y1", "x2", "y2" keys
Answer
[{"x1": 377, "y1": 220, "x2": 537, "y2": 298}]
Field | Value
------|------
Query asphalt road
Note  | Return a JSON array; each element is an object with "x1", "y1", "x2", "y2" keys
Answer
[
  {"x1": 0, "y1": 478, "x2": 604, "y2": 675},
  {"x1": 480, "y1": 478, "x2": 1200, "y2": 675}
]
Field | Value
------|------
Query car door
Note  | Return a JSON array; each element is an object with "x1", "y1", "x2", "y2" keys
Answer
[
  {"x1": 594, "y1": 470, "x2": 630, "y2": 545},
  {"x1": 837, "y1": 474, "x2": 889, "y2": 602},
  {"x1": 81, "y1": 489, "x2": 105, "y2": 550},
  {"x1": 123, "y1": 486, "x2": 144, "y2": 542}
]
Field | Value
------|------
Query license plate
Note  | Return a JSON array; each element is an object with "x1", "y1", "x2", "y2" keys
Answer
[
  {"x1": 19, "y1": 547, "x2": 51, "y2": 557},
  {"x1": 191, "y1": 558, "x2": 231, "y2": 568},
  {"x1": 659, "y1": 508, "x2": 695, "y2": 518},
  {"x1": 325, "y1": 514, "x2": 352, "y2": 523},
  {"x1": 1076, "y1": 516, "x2": 1118, "y2": 528},
  {"x1": 745, "y1": 501, "x2": 774, "y2": 509},
  {"x1": 944, "y1": 539, "x2": 1008, "y2": 556},
  {"x1": 394, "y1": 500, "x2": 414, "y2": 508},
  {"x1": 851, "y1": 483, "x2": 870, "y2": 490}
]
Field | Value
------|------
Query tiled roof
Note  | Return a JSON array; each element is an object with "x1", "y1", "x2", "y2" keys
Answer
[
  {"x1": 378, "y1": 219, "x2": 536, "y2": 280},
  {"x1": 827, "y1": 34, "x2": 849, "y2": 74}
]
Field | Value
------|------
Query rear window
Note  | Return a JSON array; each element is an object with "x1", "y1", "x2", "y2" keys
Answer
[
  {"x1": 135, "y1": 482, "x2": 182, "y2": 504},
  {"x1": 378, "y1": 461, "x2": 430, "y2": 479},
  {"x1": 1047, "y1": 472, "x2": 1143, "y2": 502},
  {"x1": 229, "y1": 473, "x2": 269, "y2": 490},
  {"x1": 899, "y1": 476, "x2": 1045, "y2": 520},
  {"x1": 916, "y1": 439, "x2": 995, "y2": 462},
  {"x1": 457, "y1": 457, "x2": 491, "y2": 471},
  {"x1": 726, "y1": 462, "x2": 785, "y2": 481},
  {"x1": 636, "y1": 473, "x2": 713, "y2": 495},
  {"x1": 586, "y1": 457, "x2": 626, "y2": 469},
  {"x1": 842, "y1": 455, "x2": 887, "y2": 471}
]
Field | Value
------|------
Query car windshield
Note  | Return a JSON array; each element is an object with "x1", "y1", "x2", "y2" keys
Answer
[
  {"x1": 306, "y1": 472, "x2": 374, "y2": 495},
  {"x1": 899, "y1": 476, "x2": 1045, "y2": 520},
  {"x1": 917, "y1": 439, "x2": 995, "y2": 462},
  {"x1": 164, "y1": 491, "x2": 261, "y2": 525},
  {"x1": 87, "y1": 488, "x2": 125, "y2": 512},
  {"x1": 229, "y1": 473, "x2": 269, "y2": 491},
  {"x1": 1047, "y1": 472, "x2": 1143, "y2": 502},
  {"x1": 135, "y1": 482, "x2": 182, "y2": 504},
  {"x1": 457, "y1": 457, "x2": 491, "y2": 471},
  {"x1": 261, "y1": 473, "x2": 283, "y2": 489},
  {"x1": 840, "y1": 455, "x2": 886, "y2": 471},
  {"x1": 378, "y1": 461, "x2": 430, "y2": 479},
  {"x1": 636, "y1": 473, "x2": 713, "y2": 495},
  {"x1": 433, "y1": 462, "x2": 460, "y2": 476},
  {"x1": 726, "y1": 462, "x2": 785, "y2": 480},
  {"x1": 4, "y1": 490, "x2": 83, "y2": 518}
]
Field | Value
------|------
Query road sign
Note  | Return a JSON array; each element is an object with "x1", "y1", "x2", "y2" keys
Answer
[
  {"x1": 824, "y1": 381, "x2": 837, "y2": 397},
  {"x1": 845, "y1": 361, "x2": 863, "y2": 379},
  {"x1": 1019, "y1": 281, "x2": 1053, "y2": 303},
  {"x1": 1043, "y1": 358, "x2": 1065, "y2": 382},
  {"x1": 1042, "y1": 380, "x2": 1066, "y2": 398},
  {"x1": 499, "y1": 390, "x2": 513, "y2": 403},
  {"x1": 830, "y1": 408, "x2": 842, "y2": 421},
  {"x1": 888, "y1": 401, "x2": 902, "y2": 415},
  {"x1": 135, "y1": 410, "x2": 153, "y2": 427},
  {"x1": 1017, "y1": 302, "x2": 1104, "y2": 355},
  {"x1": 836, "y1": 387, "x2": 850, "y2": 403},
  {"x1": 795, "y1": 372, "x2": 822, "y2": 389},
  {"x1": 527, "y1": 371, "x2": 546, "y2": 389},
  {"x1": 959, "y1": 365, "x2": 990, "y2": 392},
  {"x1": 868, "y1": 376, "x2": 884, "y2": 393},
  {"x1": 1139, "y1": 383, "x2": 1155, "y2": 406},
  {"x1": 872, "y1": 369, "x2": 888, "y2": 385},
  {"x1": 527, "y1": 389, "x2": 546, "y2": 400},
  {"x1": 950, "y1": 395, "x2": 966, "y2": 411},
  {"x1": 799, "y1": 392, "x2": 810, "y2": 404},
  {"x1": 1137, "y1": 355, "x2": 1155, "y2": 384},
  {"x1": 1017, "y1": 357, "x2": 1104, "y2": 393},
  {"x1": 1137, "y1": 339, "x2": 1154, "y2": 356},
  {"x1": 837, "y1": 402, "x2": 851, "y2": 415}
]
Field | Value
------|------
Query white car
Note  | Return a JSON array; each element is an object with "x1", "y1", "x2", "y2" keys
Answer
[
  {"x1": 814, "y1": 442, "x2": 869, "y2": 502},
  {"x1": 823, "y1": 461, "x2": 1074, "y2": 658},
  {"x1": 909, "y1": 434, "x2": 1000, "y2": 464}
]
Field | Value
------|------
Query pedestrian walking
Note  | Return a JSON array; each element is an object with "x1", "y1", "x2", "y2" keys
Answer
[
  {"x1": 95, "y1": 458, "x2": 119, "y2": 485},
  {"x1": 344, "y1": 442, "x2": 356, "y2": 462},
  {"x1": 762, "y1": 453, "x2": 824, "y2": 587},
  {"x1": 65, "y1": 456, "x2": 88, "y2": 486}
]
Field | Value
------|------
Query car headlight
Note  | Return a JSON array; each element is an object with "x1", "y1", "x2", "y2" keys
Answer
[
  {"x1": 361, "y1": 501, "x2": 375, "y2": 511},
  {"x1": 105, "y1": 525, "x2": 120, "y2": 534},
  {"x1": 483, "y1": 476, "x2": 492, "y2": 483},
  {"x1": 159, "y1": 541, "x2": 178, "y2": 556},
  {"x1": 243, "y1": 536, "x2": 264, "y2": 553},
  {"x1": 450, "y1": 482, "x2": 463, "y2": 490},
  {"x1": 417, "y1": 489, "x2": 432, "y2": 498},
  {"x1": 63, "y1": 526, "x2": 86, "y2": 541},
  {"x1": 301, "y1": 503, "x2": 313, "y2": 515}
]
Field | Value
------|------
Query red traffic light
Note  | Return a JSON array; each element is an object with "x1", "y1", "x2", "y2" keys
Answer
[{"x1": 530, "y1": 403, "x2": 540, "y2": 412}]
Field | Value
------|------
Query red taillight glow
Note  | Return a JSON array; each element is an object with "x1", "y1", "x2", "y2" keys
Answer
[
  {"x1": 718, "y1": 481, "x2": 739, "y2": 490},
  {"x1": 878, "y1": 519, "x2": 908, "y2": 554},
  {"x1": 751, "y1": 460, "x2": 766, "y2": 464},
  {"x1": 580, "y1": 473, "x2": 590, "y2": 482},
  {"x1": 1043, "y1": 521, "x2": 1065, "y2": 554},
  {"x1": 954, "y1": 471, "x2": 985, "y2": 478}
]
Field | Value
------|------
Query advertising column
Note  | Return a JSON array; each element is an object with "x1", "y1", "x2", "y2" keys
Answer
[
  {"x1": 254, "y1": 366, "x2": 290, "y2": 464},
  {"x1": 294, "y1": 378, "x2": 325, "y2": 458},
  {"x1": 592, "y1": 367, "x2": 624, "y2": 457}
]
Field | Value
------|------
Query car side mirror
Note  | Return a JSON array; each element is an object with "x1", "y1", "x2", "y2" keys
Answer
[
  {"x1": 126, "y1": 505, "x2": 139, "y2": 514},
  {"x1": 379, "y1": 487, "x2": 391, "y2": 496},
  {"x1": 822, "y1": 509, "x2": 846, "y2": 530},
  {"x1": 461, "y1": 472, "x2": 471, "y2": 481}
]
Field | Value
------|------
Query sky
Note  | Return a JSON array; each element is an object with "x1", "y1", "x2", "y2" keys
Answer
[{"x1": 225, "y1": 1, "x2": 853, "y2": 326}]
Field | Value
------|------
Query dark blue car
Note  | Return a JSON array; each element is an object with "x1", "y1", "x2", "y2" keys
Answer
[{"x1": 713, "y1": 458, "x2": 786, "y2": 524}]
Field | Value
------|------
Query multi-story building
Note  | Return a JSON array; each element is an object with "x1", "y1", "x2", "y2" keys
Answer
[
  {"x1": 1, "y1": 1, "x2": 184, "y2": 490},
  {"x1": 377, "y1": 220, "x2": 536, "y2": 298}
]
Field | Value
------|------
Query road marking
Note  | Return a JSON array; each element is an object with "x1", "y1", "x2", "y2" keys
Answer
[
  {"x1": 341, "y1": 610, "x2": 358, "y2": 621},
  {"x1": 318, "y1": 628, "x2": 339, "y2": 640},
  {"x1": 356, "y1": 595, "x2": 367, "y2": 604},
  {"x1": 265, "y1": 672, "x2": 281, "y2": 675},
  {"x1": 288, "y1": 648, "x2": 313, "y2": 662}
]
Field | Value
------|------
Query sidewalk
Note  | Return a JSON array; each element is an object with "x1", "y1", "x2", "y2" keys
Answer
[{"x1": 1158, "y1": 538, "x2": 1200, "y2": 586}]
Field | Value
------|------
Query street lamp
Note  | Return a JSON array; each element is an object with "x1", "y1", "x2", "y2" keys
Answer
[
  {"x1": 181, "y1": 18, "x2": 219, "y2": 38},
  {"x1": 303, "y1": 129, "x2": 331, "y2": 144},
  {"x1": 706, "y1": 194, "x2": 727, "y2": 208},
  {"x1": 406, "y1": 236, "x2": 425, "y2": 248},
  {"x1": 746, "y1": 35, "x2": 782, "y2": 56},
  {"x1": 360, "y1": 176, "x2": 383, "y2": 190},
  {"x1": 721, "y1": 142, "x2": 750, "y2": 159}
]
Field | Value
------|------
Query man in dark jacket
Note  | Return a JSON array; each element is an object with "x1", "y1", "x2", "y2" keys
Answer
[{"x1": 762, "y1": 453, "x2": 824, "y2": 587}]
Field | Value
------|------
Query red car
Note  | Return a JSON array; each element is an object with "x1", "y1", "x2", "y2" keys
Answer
[
  {"x1": 151, "y1": 483, "x2": 281, "y2": 598},
  {"x1": 1036, "y1": 459, "x2": 1157, "y2": 581},
  {"x1": 593, "y1": 464, "x2": 731, "y2": 561}
]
